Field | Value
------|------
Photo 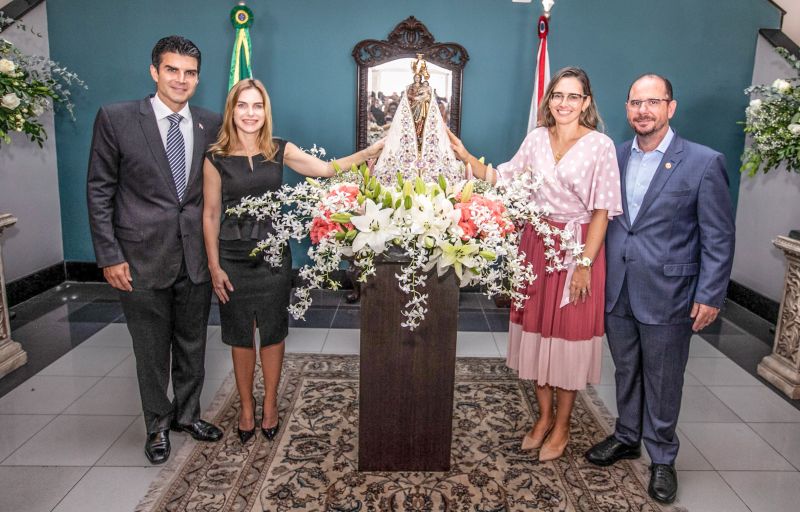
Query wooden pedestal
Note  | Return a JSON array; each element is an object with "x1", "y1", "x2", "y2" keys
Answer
[{"x1": 358, "y1": 263, "x2": 458, "y2": 471}]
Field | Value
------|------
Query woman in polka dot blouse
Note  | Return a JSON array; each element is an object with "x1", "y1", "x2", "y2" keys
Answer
[{"x1": 448, "y1": 67, "x2": 622, "y2": 461}]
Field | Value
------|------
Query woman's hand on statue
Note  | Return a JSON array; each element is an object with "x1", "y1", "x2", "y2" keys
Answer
[
  {"x1": 211, "y1": 267, "x2": 234, "y2": 304},
  {"x1": 569, "y1": 267, "x2": 591, "y2": 305},
  {"x1": 364, "y1": 138, "x2": 385, "y2": 160},
  {"x1": 446, "y1": 128, "x2": 469, "y2": 162}
]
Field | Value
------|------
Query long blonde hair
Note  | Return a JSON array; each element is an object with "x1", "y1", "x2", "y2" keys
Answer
[
  {"x1": 537, "y1": 67, "x2": 604, "y2": 131},
  {"x1": 209, "y1": 78, "x2": 278, "y2": 160}
]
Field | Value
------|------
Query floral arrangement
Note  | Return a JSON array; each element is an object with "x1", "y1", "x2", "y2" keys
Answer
[
  {"x1": 229, "y1": 163, "x2": 581, "y2": 330},
  {"x1": 0, "y1": 13, "x2": 86, "y2": 146},
  {"x1": 742, "y1": 47, "x2": 800, "y2": 175}
]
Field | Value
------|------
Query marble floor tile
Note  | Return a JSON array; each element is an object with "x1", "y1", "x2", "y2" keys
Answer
[
  {"x1": 673, "y1": 470, "x2": 750, "y2": 512},
  {"x1": 284, "y1": 328, "x2": 328, "y2": 353},
  {"x1": 674, "y1": 428, "x2": 714, "y2": 471},
  {"x1": 456, "y1": 331, "x2": 500, "y2": 357},
  {"x1": 331, "y1": 307, "x2": 361, "y2": 329},
  {"x1": 0, "y1": 375, "x2": 100, "y2": 414},
  {"x1": 598, "y1": 357, "x2": 615, "y2": 386},
  {"x1": 0, "y1": 466, "x2": 89, "y2": 512},
  {"x1": 106, "y1": 353, "x2": 137, "y2": 378},
  {"x1": 689, "y1": 335, "x2": 726, "y2": 357},
  {"x1": 79, "y1": 322, "x2": 133, "y2": 348},
  {"x1": 678, "y1": 385, "x2": 742, "y2": 423},
  {"x1": 591, "y1": 384, "x2": 618, "y2": 417},
  {"x1": 0, "y1": 414, "x2": 55, "y2": 461},
  {"x1": 2, "y1": 414, "x2": 136, "y2": 466},
  {"x1": 64, "y1": 376, "x2": 142, "y2": 415},
  {"x1": 720, "y1": 470, "x2": 800, "y2": 512},
  {"x1": 203, "y1": 350, "x2": 235, "y2": 381},
  {"x1": 200, "y1": 379, "x2": 225, "y2": 412},
  {"x1": 749, "y1": 422, "x2": 800, "y2": 470},
  {"x1": 492, "y1": 331, "x2": 508, "y2": 357},
  {"x1": 321, "y1": 329, "x2": 360, "y2": 354},
  {"x1": 685, "y1": 357, "x2": 762, "y2": 386},
  {"x1": 709, "y1": 385, "x2": 800, "y2": 423},
  {"x1": 52, "y1": 466, "x2": 162, "y2": 512},
  {"x1": 39, "y1": 345, "x2": 132, "y2": 377},
  {"x1": 457, "y1": 311, "x2": 490, "y2": 332},
  {"x1": 95, "y1": 415, "x2": 186, "y2": 467},
  {"x1": 680, "y1": 422, "x2": 794, "y2": 471},
  {"x1": 485, "y1": 311, "x2": 510, "y2": 332}
]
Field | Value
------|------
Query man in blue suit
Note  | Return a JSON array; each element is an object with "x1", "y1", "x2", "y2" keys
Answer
[{"x1": 584, "y1": 74, "x2": 735, "y2": 504}]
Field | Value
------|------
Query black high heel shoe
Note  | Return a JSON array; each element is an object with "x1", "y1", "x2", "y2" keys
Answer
[
  {"x1": 237, "y1": 397, "x2": 256, "y2": 444},
  {"x1": 261, "y1": 401, "x2": 280, "y2": 441}
]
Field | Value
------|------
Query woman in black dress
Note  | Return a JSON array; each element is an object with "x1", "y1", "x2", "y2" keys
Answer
[{"x1": 202, "y1": 79, "x2": 383, "y2": 443}]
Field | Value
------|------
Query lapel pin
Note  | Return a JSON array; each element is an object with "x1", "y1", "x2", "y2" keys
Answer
[
  {"x1": 199, "y1": 122, "x2": 204, "y2": 130},
  {"x1": 665, "y1": 162, "x2": 673, "y2": 170}
]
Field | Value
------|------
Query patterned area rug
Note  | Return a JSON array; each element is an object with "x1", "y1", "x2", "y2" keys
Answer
[{"x1": 136, "y1": 355, "x2": 683, "y2": 511}]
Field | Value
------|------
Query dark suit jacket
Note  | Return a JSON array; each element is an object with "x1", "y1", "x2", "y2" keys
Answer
[
  {"x1": 605, "y1": 133, "x2": 735, "y2": 324},
  {"x1": 87, "y1": 96, "x2": 222, "y2": 289}
]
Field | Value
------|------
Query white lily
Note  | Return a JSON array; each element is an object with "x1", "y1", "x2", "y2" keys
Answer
[
  {"x1": 350, "y1": 199, "x2": 398, "y2": 254},
  {"x1": 436, "y1": 240, "x2": 480, "y2": 284}
]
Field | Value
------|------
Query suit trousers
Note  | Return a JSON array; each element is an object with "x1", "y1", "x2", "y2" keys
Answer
[
  {"x1": 119, "y1": 263, "x2": 212, "y2": 433},
  {"x1": 606, "y1": 277, "x2": 692, "y2": 465}
]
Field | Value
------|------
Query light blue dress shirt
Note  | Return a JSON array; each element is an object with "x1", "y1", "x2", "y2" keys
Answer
[{"x1": 625, "y1": 128, "x2": 674, "y2": 223}]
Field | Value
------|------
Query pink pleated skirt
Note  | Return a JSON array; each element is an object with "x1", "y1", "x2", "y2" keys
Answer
[{"x1": 506, "y1": 221, "x2": 606, "y2": 390}]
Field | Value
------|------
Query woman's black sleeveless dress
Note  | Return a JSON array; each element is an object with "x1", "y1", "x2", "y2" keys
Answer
[{"x1": 207, "y1": 139, "x2": 291, "y2": 347}]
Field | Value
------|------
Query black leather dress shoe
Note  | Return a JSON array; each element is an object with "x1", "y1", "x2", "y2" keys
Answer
[
  {"x1": 585, "y1": 434, "x2": 641, "y2": 466},
  {"x1": 170, "y1": 419, "x2": 223, "y2": 442},
  {"x1": 648, "y1": 464, "x2": 678, "y2": 504},
  {"x1": 144, "y1": 430, "x2": 170, "y2": 465}
]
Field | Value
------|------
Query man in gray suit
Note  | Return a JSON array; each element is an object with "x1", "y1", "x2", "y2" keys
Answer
[
  {"x1": 87, "y1": 36, "x2": 223, "y2": 464},
  {"x1": 585, "y1": 74, "x2": 735, "y2": 503}
]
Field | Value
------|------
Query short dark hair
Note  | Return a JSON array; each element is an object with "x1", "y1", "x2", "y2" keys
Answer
[
  {"x1": 628, "y1": 73, "x2": 673, "y2": 100},
  {"x1": 151, "y1": 36, "x2": 202, "y2": 73}
]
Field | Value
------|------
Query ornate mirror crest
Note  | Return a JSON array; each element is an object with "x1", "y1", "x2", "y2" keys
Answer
[{"x1": 353, "y1": 16, "x2": 469, "y2": 150}]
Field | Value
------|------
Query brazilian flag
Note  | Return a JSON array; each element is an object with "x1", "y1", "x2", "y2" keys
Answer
[{"x1": 229, "y1": 4, "x2": 254, "y2": 90}]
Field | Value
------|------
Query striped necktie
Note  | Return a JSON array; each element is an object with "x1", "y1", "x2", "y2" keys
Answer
[{"x1": 166, "y1": 113, "x2": 187, "y2": 201}]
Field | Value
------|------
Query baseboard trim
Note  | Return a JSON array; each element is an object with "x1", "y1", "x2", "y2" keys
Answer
[
  {"x1": 6, "y1": 263, "x2": 65, "y2": 307},
  {"x1": 64, "y1": 261, "x2": 104, "y2": 282},
  {"x1": 727, "y1": 280, "x2": 779, "y2": 324}
]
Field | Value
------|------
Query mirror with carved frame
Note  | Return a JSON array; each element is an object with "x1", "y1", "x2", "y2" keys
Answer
[{"x1": 352, "y1": 17, "x2": 469, "y2": 150}]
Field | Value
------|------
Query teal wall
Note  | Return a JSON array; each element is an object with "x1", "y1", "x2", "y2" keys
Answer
[{"x1": 48, "y1": 0, "x2": 782, "y2": 263}]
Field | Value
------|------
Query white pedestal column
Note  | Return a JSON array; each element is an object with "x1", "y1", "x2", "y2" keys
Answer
[
  {"x1": 758, "y1": 235, "x2": 800, "y2": 399},
  {"x1": 0, "y1": 214, "x2": 28, "y2": 379}
]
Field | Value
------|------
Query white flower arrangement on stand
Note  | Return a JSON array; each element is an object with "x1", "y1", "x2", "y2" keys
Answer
[
  {"x1": 742, "y1": 47, "x2": 800, "y2": 175},
  {"x1": 229, "y1": 162, "x2": 583, "y2": 330},
  {"x1": 0, "y1": 12, "x2": 86, "y2": 147}
]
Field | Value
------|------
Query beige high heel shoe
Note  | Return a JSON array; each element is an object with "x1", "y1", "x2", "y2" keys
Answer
[
  {"x1": 520, "y1": 422, "x2": 554, "y2": 451},
  {"x1": 538, "y1": 432, "x2": 569, "y2": 461}
]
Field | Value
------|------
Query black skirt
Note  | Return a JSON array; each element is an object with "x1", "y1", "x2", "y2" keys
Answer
[{"x1": 218, "y1": 239, "x2": 291, "y2": 347}]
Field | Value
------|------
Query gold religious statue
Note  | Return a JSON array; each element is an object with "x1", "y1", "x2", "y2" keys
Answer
[{"x1": 406, "y1": 53, "x2": 433, "y2": 151}]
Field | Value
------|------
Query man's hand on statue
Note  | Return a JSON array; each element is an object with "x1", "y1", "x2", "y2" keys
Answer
[
  {"x1": 103, "y1": 262, "x2": 133, "y2": 292},
  {"x1": 446, "y1": 128, "x2": 469, "y2": 162},
  {"x1": 690, "y1": 302, "x2": 719, "y2": 332}
]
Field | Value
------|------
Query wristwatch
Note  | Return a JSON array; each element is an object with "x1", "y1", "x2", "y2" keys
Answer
[{"x1": 576, "y1": 256, "x2": 593, "y2": 268}]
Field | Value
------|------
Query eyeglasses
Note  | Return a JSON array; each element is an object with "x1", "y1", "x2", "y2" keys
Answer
[
  {"x1": 550, "y1": 92, "x2": 587, "y2": 105},
  {"x1": 626, "y1": 98, "x2": 672, "y2": 109}
]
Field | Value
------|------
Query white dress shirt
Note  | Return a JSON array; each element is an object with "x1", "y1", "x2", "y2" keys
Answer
[{"x1": 151, "y1": 94, "x2": 194, "y2": 179}]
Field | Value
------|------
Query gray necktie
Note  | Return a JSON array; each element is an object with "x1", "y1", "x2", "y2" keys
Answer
[{"x1": 166, "y1": 113, "x2": 187, "y2": 201}]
